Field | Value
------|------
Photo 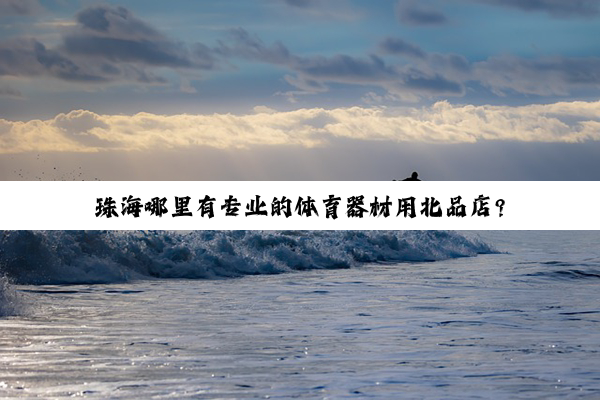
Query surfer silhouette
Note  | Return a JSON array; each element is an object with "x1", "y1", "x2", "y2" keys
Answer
[{"x1": 402, "y1": 171, "x2": 421, "y2": 181}]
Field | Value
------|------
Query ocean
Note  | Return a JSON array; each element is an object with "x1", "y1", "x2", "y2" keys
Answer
[{"x1": 0, "y1": 231, "x2": 599, "y2": 398}]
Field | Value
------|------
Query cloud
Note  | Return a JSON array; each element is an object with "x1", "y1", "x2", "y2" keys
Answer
[
  {"x1": 387, "y1": 0, "x2": 597, "y2": 19},
  {"x1": 474, "y1": 55, "x2": 600, "y2": 96},
  {"x1": 377, "y1": 36, "x2": 600, "y2": 98},
  {"x1": 1, "y1": 100, "x2": 599, "y2": 153},
  {"x1": 0, "y1": 0, "x2": 42, "y2": 16},
  {"x1": 0, "y1": 38, "x2": 109, "y2": 82},
  {"x1": 0, "y1": 84, "x2": 22, "y2": 98},
  {"x1": 0, "y1": 5, "x2": 220, "y2": 89},
  {"x1": 53, "y1": 109, "x2": 114, "y2": 147},
  {"x1": 62, "y1": 5, "x2": 218, "y2": 70},
  {"x1": 218, "y1": 28, "x2": 600, "y2": 100},
  {"x1": 2, "y1": 3, "x2": 598, "y2": 102},
  {"x1": 220, "y1": 28, "x2": 293, "y2": 65},
  {"x1": 223, "y1": 29, "x2": 464, "y2": 100},
  {"x1": 396, "y1": 1, "x2": 447, "y2": 26},
  {"x1": 0, "y1": 37, "x2": 172, "y2": 84},
  {"x1": 283, "y1": 0, "x2": 313, "y2": 7},
  {"x1": 278, "y1": 0, "x2": 363, "y2": 20},
  {"x1": 379, "y1": 37, "x2": 427, "y2": 59},
  {"x1": 472, "y1": 0, "x2": 600, "y2": 17},
  {"x1": 75, "y1": 5, "x2": 159, "y2": 36}
]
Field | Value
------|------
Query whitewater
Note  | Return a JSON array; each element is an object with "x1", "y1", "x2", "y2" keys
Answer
[{"x1": 1, "y1": 230, "x2": 599, "y2": 398}]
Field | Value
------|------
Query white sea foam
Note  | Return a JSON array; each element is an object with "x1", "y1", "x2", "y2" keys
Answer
[
  {"x1": 2, "y1": 232, "x2": 600, "y2": 398},
  {"x1": 0, "y1": 230, "x2": 494, "y2": 285},
  {"x1": 0, "y1": 274, "x2": 25, "y2": 317}
]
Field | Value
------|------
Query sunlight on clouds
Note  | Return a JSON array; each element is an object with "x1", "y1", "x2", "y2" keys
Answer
[{"x1": 0, "y1": 100, "x2": 599, "y2": 154}]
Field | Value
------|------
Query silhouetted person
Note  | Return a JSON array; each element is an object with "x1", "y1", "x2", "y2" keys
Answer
[{"x1": 402, "y1": 171, "x2": 421, "y2": 181}]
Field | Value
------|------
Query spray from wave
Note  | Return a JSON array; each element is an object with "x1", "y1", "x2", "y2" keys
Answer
[
  {"x1": 0, "y1": 231, "x2": 495, "y2": 286},
  {"x1": 0, "y1": 275, "x2": 26, "y2": 317}
]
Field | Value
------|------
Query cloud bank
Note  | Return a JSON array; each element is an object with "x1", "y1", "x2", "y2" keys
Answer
[{"x1": 1, "y1": 100, "x2": 599, "y2": 154}]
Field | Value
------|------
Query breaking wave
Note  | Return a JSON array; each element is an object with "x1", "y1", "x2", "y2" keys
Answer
[
  {"x1": 0, "y1": 275, "x2": 26, "y2": 317},
  {"x1": 0, "y1": 231, "x2": 494, "y2": 285}
]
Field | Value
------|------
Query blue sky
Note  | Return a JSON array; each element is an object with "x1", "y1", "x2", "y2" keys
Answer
[{"x1": 0, "y1": 0, "x2": 599, "y2": 180}]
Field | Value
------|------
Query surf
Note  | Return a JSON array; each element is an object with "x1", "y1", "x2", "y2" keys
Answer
[
  {"x1": 0, "y1": 230, "x2": 495, "y2": 286},
  {"x1": 0, "y1": 275, "x2": 25, "y2": 317}
]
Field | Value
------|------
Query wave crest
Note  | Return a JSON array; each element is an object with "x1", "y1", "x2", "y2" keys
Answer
[{"x1": 0, "y1": 231, "x2": 495, "y2": 285}]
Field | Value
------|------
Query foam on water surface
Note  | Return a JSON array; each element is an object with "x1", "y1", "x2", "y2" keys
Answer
[
  {"x1": 0, "y1": 230, "x2": 494, "y2": 285},
  {"x1": 1, "y1": 232, "x2": 600, "y2": 398}
]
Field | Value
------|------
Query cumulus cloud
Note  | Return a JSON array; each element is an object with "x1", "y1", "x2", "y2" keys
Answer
[{"x1": 1, "y1": 100, "x2": 599, "y2": 153}]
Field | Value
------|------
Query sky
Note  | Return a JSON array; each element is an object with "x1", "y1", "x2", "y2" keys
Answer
[{"x1": 0, "y1": 0, "x2": 599, "y2": 180}]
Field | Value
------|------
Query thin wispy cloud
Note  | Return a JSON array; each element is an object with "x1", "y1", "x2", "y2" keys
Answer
[
  {"x1": 472, "y1": 0, "x2": 600, "y2": 18},
  {"x1": 278, "y1": 0, "x2": 363, "y2": 20}
]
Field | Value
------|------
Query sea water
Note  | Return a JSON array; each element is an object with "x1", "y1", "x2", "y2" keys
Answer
[{"x1": 0, "y1": 231, "x2": 599, "y2": 398}]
